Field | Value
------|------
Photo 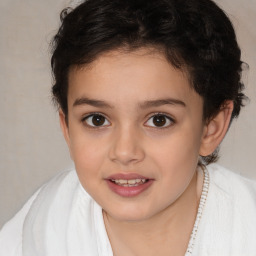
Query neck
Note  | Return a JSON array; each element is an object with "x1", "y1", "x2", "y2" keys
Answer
[{"x1": 103, "y1": 169, "x2": 204, "y2": 256}]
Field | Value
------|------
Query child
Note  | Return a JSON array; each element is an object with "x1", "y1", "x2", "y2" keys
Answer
[{"x1": 1, "y1": 0, "x2": 256, "y2": 255}]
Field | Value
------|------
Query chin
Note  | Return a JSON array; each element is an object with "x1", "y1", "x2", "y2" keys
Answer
[{"x1": 104, "y1": 205, "x2": 157, "y2": 222}]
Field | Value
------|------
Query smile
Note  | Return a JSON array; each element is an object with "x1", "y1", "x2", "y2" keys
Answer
[
  {"x1": 110, "y1": 178, "x2": 147, "y2": 187},
  {"x1": 106, "y1": 173, "x2": 153, "y2": 197}
]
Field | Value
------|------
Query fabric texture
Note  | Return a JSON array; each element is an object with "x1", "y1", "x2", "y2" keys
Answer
[
  {"x1": 0, "y1": 164, "x2": 256, "y2": 256},
  {"x1": 192, "y1": 164, "x2": 256, "y2": 256}
]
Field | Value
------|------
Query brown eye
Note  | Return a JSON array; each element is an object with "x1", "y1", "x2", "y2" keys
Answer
[
  {"x1": 92, "y1": 115, "x2": 105, "y2": 126},
  {"x1": 84, "y1": 114, "x2": 110, "y2": 127},
  {"x1": 153, "y1": 115, "x2": 167, "y2": 127},
  {"x1": 145, "y1": 114, "x2": 173, "y2": 128}
]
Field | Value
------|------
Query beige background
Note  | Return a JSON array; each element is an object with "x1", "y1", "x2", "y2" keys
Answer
[{"x1": 0, "y1": 0, "x2": 255, "y2": 228}]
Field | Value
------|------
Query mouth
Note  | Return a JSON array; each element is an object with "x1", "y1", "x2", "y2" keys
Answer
[
  {"x1": 110, "y1": 178, "x2": 148, "y2": 187},
  {"x1": 105, "y1": 173, "x2": 153, "y2": 197}
]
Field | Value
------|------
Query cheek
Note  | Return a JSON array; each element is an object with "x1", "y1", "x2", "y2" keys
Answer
[
  {"x1": 69, "y1": 133, "x2": 106, "y2": 181},
  {"x1": 148, "y1": 127, "x2": 202, "y2": 184},
  {"x1": 152, "y1": 137, "x2": 200, "y2": 200},
  {"x1": 150, "y1": 132, "x2": 201, "y2": 165}
]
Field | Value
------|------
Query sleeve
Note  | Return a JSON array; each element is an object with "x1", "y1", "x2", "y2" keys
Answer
[{"x1": 0, "y1": 188, "x2": 41, "y2": 256}]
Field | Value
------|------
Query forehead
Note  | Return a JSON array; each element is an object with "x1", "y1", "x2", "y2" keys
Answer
[{"x1": 67, "y1": 48, "x2": 201, "y2": 110}]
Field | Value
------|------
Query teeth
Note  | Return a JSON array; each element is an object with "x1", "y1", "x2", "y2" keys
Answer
[
  {"x1": 128, "y1": 179, "x2": 136, "y2": 185},
  {"x1": 111, "y1": 178, "x2": 147, "y2": 186}
]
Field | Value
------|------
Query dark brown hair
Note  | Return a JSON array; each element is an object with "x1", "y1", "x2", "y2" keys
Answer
[{"x1": 51, "y1": 0, "x2": 247, "y2": 164}]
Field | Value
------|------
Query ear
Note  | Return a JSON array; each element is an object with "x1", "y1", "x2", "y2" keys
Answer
[
  {"x1": 59, "y1": 109, "x2": 71, "y2": 148},
  {"x1": 199, "y1": 101, "x2": 234, "y2": 157}
]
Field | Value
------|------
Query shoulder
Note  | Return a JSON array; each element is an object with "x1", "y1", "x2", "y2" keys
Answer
[
  {"x1": 195, "y1": 164, "x2": 256, "y2": 254},
  {"x1": 207, "y1": 163, "x2": 256, "y2": 218},
  {"x1": 0, "y1": 188, "x2": 40, "y2": 256},
  {"x1": 207, "y1": 163, "x2": 256, "y2": 201},
  {"x1": 0, "y1": 168, "x2": 77, "y2": 256}
]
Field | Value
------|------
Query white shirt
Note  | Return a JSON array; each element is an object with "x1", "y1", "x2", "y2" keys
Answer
[{"x1": 1, "y1": 164, "x2": 256, "y2": 256}]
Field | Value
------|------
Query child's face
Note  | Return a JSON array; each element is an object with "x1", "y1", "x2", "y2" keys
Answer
[{"x1": 61, "y1": 48, "x2": 207, "y2": 221}]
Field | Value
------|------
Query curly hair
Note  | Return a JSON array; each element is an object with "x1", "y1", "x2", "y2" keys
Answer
[{"x1": 51, "y1": 0, "x2": 247, "y2": 164}]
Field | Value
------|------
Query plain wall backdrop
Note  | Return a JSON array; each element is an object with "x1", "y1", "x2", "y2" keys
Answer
[{"x1": 0, "y1": 0, "x2": 255, "y2": 228}]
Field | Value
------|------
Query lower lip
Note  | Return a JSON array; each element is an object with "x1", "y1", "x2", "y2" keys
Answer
[{"x1": 106, "y1": 180, "x2": 154, "y2": 197}]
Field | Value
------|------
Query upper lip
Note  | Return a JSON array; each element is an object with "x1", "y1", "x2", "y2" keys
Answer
[{"x1": 106, "y1": 173, "x2": 151, "y2": 180}]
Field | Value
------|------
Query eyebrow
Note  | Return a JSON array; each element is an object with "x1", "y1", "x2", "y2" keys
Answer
[
  {"x1": 73, "y1": 97, "x2": 113, "y2": 108},
  {"x1": 73, "y1": 97, "x2": 186, "y2": 109},
  {"x1": 139, "y1": 98, "x2": 186, "y2": 109}
]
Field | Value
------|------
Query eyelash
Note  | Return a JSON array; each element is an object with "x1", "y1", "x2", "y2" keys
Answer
[
  {"x1": 81, "y1": 112, "x2": 110, "y2": 128},
  {"x1": 144, "y1": 112, "x2": 175, "y2": 129},
  {"x1": 81, "y1": 112, "x2": 175, "y2": 129}
]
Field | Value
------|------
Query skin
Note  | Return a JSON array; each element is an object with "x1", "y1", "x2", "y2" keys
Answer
[{"x1": 60, "y1": 48, "x2": 233, "y2": 255}]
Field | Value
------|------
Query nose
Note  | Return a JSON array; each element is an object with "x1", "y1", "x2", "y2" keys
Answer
[{"x1": 108, "y1": 125, "x2": 145, "y2": 166}]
